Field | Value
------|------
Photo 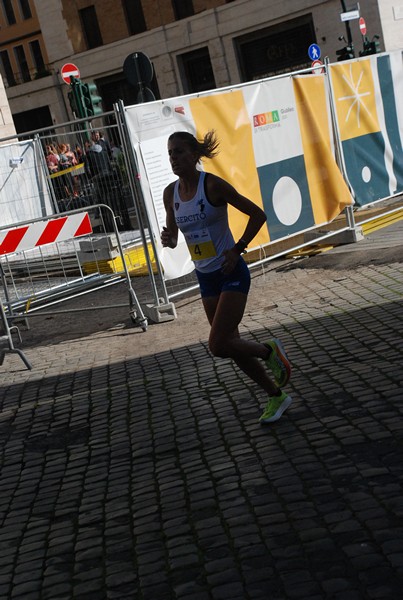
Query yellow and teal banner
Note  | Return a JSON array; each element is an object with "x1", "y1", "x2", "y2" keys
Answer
[
  {"x1": 329, "y1": 51, "x2": 403, "y2": 206},
  {"x1": 125, "y1": 71, "x2": 353, "y2": 279}
]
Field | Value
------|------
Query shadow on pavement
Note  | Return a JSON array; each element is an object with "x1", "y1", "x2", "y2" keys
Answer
[{"x1": 1, "y1": 297, "x2": 402, "y2": 599}]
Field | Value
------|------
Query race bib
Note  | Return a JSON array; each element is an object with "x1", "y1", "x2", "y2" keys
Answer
[{"x1": 185, "y1": 228, "x2": 217, "y2": 261}]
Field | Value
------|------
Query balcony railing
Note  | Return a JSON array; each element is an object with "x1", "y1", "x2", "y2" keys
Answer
[{"x1": 4, "y1": 64, "x2": 52, "y2": 87}]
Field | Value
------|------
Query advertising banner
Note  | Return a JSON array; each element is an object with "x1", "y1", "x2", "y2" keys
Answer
[
  {"x1": 125, "y1": 73, "x2": 352, "y2": 280},
  {"x1": 329, "y1": 51, "x2": 403, "y2": 206}
]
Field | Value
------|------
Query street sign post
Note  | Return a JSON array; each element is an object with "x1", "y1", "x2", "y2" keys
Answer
[
  {"x1": 61, "y1": 63, "x2": 80, "y2": 85},
  {"x1": 340, "y1": 9, "x2": 360, "y2": 21},
  {"x1": 123, "y1": 52, "x2": 153, "y2": 86},
  {"x1": 359, "y1": 17, "x2": 367, "y2": 36},
  {"x1": 123, "y1": 52, "x2": 155, "y2": 103}
]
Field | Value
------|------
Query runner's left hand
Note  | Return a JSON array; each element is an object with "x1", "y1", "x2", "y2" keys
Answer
[{"x1": 221, "y1": 248, "x2": 239, "y2": 274}]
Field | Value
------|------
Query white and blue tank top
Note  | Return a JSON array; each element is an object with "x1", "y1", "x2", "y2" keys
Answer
[{"x1": 173, "y1": 171, "x2": 235, "y2": 273}]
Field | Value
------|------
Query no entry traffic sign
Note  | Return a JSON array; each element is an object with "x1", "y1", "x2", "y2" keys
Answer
[
  {"x1": 61, "y1": 63, "x2": 80, "y2": 84},
  {"x1": 311, "y1": 59, "x2": 325, "y2": 74},
  {"x1": 359, "y1": 17, "x2": 367, "y2": 36}
]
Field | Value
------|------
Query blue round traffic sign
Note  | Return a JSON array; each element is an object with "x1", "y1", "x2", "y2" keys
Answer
[{"x1": 308, "y1": 44, "x2": 321, "y2": 61}]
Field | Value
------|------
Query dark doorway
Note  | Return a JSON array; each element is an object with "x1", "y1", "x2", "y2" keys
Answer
[{"x1": 235, "y1": 15, "x2": 315, "y2": 81}]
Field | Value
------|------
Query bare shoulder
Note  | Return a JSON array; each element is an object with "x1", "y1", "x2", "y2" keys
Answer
[
  {"x1": 205, "y1": 172, "x2": 229, "y2": 189},
  {"x1": 164, "y1": 180, "x2": 176, "y2": 194},
  {"x1": 205, "y1": 172, "x2": 238, "y2": 205}
]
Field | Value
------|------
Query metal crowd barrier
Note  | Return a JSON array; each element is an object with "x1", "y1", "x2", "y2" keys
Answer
[
  {"x1": 0, "y1": 297, "x2": 32, "y2": 370},
  {"x1": 0, "y1": 205, "x2": 149, "y2": 366}
]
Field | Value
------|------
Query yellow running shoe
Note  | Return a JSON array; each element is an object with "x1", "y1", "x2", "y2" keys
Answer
[
  {"x1": 260, "y1": 391, "x2": 292, "y2": 424},
  {"x1": 264, "y1": 338, "x2": 291, "y2": 387}
]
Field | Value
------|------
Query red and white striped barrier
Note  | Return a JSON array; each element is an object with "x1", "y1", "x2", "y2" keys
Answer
[{"x1": 0, "y1": 212, "x2": 92, "y2": 256}]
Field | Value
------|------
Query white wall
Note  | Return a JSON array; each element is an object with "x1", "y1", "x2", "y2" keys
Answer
[
  {"x1": 378, "y1": 0, "x2": 403, "y2": 50},
  {"x1": 0, "y1": 75, "x2": 16, "y2": 141}
]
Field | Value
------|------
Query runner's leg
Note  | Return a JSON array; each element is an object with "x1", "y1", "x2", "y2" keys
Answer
[{"x1": 202, "y1": 291, "x2": 278, "y2": 395}]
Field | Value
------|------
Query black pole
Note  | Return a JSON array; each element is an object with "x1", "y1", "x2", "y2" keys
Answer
[{"x1": 340, "y1": 0, "x2": 353, "y2": 45}]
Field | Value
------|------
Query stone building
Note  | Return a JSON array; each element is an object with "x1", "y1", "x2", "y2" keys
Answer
[
  {"x1": 0, "y1": 74, "x2": 16, "y2": 139},
  {"x1": 0, "y1": 0, "x2": 400, "y2": 134}
]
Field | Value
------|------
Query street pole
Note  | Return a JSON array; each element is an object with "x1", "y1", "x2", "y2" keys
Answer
[{"x1": 340, "y1": 0, "x2": 353, "y2": 46}]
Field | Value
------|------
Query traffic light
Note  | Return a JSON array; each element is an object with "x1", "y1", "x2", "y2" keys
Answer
[
  {"x1": 68, "y1": 76, "x2": 103, "y2": 119},
  {"x1": 68, "y1": 76, "x2": 85, "y2": 118},
  {"x1": 81, "y1": 82, "x2": 103, "y2": 117},
  {"x1": 359, "y1": 36, "x2": 381, "y2": 56},
  {"x1": 336, "y1": 45, "x2": 355, "y2": 61},
  {"x1": 68, "y1": 89, "x2": 78, "y2": 116}
]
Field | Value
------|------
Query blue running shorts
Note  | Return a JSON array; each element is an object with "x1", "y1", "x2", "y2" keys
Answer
[{"x1": 195, "y1": 256, "x2": 251, "y2": 298}]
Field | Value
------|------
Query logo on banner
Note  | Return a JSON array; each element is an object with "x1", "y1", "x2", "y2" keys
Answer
[{"x1": 253, "y1": 110, "x2": 280, "y2": 128}]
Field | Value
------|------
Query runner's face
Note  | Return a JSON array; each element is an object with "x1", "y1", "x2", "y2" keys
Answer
[{"x1": 168, "y1": 139, "x2": 197, "y2": 176}]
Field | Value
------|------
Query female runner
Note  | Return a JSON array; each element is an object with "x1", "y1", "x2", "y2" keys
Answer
[{"x1": 161, "y1": 130, "x2": 291, "y2": 423}]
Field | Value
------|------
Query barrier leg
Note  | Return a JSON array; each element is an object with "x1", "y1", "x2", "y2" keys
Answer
[
  {"x1": 0, "y1": 301, "x2": 32, "y2": 370},
  {"x1": 129, "y1": 288, "x2": 148, "y2": 332}
]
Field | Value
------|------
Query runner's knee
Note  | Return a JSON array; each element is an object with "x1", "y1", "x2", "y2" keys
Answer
[{"x1": 209, "y1": 335, "x2": 229, "y2": 358}]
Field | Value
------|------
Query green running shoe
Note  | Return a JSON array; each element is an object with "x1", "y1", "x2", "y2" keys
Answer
[
  {"x1": 260, "y1": 391, "x2": 292, "y2": 424},
  {"x1": 264, "y1": 338, "x2": 291, "y2": 387}
]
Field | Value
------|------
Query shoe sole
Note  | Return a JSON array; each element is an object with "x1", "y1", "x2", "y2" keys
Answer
[
  {"x1": 260, "y1": 396, "x2": 292, "y2": 424},
  {"x1": 270, "y1": 338, "x2": 291, "y2": 387}
]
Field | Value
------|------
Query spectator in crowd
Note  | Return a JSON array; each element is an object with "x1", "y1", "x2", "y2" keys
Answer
[
  {"x1": 45, "y1": 144, "x2": 66, "y2": 202},
  {"x1": 63, "y1": 143, "x2": 80, "y2": 196},
  {"x1": 57, "y1": 144, "x2": 74, "y2": 196},
  {"x1": 84, "y1": 138, "x2": 130, "y2": 231},
  {"x1": 49, "y1": 143, "x2": 59, "y2": 157},
  {"x1": 84, "y1": 139, "x2": 111, "y2": 179},
  {"x1": 45, "y1": 144, "x2": 59, "y2": 173},
  {"x1": 110, "y1": 141, "x2": 123, "y2": 161},
  {"x1": 57, "y1": 144, "x2": 70, "y2": 168},
  {"x1": 65, "y1": 143, "x2": 78, "y2": 166},
  {"x1": 75, "y1": 143, "x2": 84, "y2": 163},
  {"x1": 91, "y1": 130, "x2": 112, "y2": 158}
]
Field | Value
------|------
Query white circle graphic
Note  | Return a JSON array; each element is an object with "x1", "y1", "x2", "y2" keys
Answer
[
  {"x1": 362, "y1": 166, "x2": 371, "y2": 183},
  {"x1": 272, "y1": 176, "x2": 302, "y2": 226}
]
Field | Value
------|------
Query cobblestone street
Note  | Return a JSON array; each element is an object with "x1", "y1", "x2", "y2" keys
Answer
[{"x1": 1, "y1": 228, "x2": 403, "y2": 599}]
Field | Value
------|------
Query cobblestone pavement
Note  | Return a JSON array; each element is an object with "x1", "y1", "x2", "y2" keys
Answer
[{"x1": 1, "y1": 238, "x2": 403, "y2": 599}]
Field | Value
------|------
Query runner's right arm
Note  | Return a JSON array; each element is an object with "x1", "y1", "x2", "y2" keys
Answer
[{"x1": 161, "y1": 182, "x2": 178, "y2": 248}]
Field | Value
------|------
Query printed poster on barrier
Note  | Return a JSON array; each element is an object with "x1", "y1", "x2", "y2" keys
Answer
[
  {"x1": 329, "y1": 50, "x2": 403, "y2": 206},
  {"x1": 125, "y1": 73, "x2": 352, "y2": 280}
]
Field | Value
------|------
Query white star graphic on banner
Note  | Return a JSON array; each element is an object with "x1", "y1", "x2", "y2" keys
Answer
[{"x1": 338, "y1": 64, "x2": 371, "y2": 127}]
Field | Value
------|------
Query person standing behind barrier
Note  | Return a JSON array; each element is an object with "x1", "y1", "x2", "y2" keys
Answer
[
  {"x1": 84, "y1": 139, "x2": 111, "y2": 179},
  {"x1": 75, "y1": 143, "x2": 84, "y2": 164},
  {"x1": 84, "y1": 140, "x2": 121, "y2": 231},
  {"x1": 65, "y1": 143, "x2": 78, "y2": 166},
  {"x1": 57, "y1": 144, "x2": 74, "y2": 197},
  {"x1": 45, "y1": 145, "x2": 59, "y2": 174},
  {"x1": 64, "y1": 143, "x2": 79, "y2": 196},
  {"x1": 91, "y1": 130, "x2": 112, "y2": 159},
  {"x1": 161, "y1": 130, "x2": 292, "y2": 423},
  {"x1": 45, "y1": 144, "x2": 65, "y2": 204}
]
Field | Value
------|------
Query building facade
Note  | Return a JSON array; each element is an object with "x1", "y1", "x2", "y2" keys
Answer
[
  {"x1": 0, "y1": 73, "x2": 16, "y2": 139},
  {"x1": 0, "y1": 0, "x2": 399, "y2": 135}
]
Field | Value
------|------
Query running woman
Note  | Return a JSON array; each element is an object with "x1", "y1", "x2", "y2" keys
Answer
[{"x1": 161, "y1": 130, "x2": 291, "y2": 423}]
